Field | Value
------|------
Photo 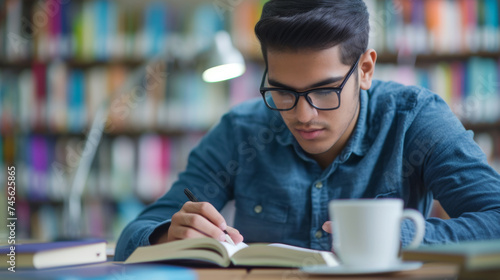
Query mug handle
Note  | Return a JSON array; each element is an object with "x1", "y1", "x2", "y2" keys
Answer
[{"x1": 401, "y1": 209, "x2": 425, "y2": 249}]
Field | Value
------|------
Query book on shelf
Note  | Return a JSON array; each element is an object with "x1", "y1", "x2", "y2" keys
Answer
[
  {"x1": 124, "y1": 237, "x2": 339, "y2": 268},
  {"x1": 364, "y1": 0, "x2": 500, "y2": 54},
  {"x1": 1, "y1": 0, "x2": 227, "y2": 61},
  {"x1": 402, "y1": 239, "x2": 500, "y2": 272},
  {"x1": 0, "y1": 239, "x2": 107, "y2": 270},
  {"x1": 373, "y1": 57, "x2": 500, "y2": 124}
]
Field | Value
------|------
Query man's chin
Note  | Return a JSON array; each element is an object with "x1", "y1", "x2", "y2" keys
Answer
[{"x1": 300, "y1": 144, "x2": 333, "y2": 156}]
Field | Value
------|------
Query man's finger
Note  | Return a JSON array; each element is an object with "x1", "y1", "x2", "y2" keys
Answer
[
  {"x1": 168, "y1": 225, "x2": 208, "y2": 241},
  {"x1": 182, "y1": 201, "x2": 227, "y2": 230},
  {"x1": 225, "y1": 226, "x2": 244, "y2": 244},
  {"x1": 322, "y1": 221, "x2": 332, "y2": 233},
  {"x1": 176, "y1": 213, "x2": 226, "y2": 241}
]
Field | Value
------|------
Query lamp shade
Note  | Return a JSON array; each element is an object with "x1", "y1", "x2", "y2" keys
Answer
[{"x1": 202, "y1": 31, "x2": 246, "y2": 83}]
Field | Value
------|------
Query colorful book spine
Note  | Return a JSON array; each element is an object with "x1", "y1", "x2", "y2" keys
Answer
[
  {"x1": 362, "y1": 0, "x2": 500, "y2": 55},
  {"x1": 5, "y1": 0, "x2": 24, "y2": 61},
  {"x1": 94, "y1": 0, "x2": 109, "y2": 61},
  {"x1": 67, "y1": 69, "x2": 85, "y2": 132},
  {"x1": 372, "y1": 57, "x2": 500, "y2": 123},
  {"x1": 47, "y1": 0, "x2": 62, "y2": 59},
  {"x1": 5, "y1": 132, "x2": 203, "y2": 239},
  {"x1": 29, "y1": 135, "x2": 49, "y2": 201},
  {"x1": 137, "y1": 135, "x2": 165, "y2": 202},
  {"x1": 111, "y1": 136, "x2": 135, "y2": 201},
  {"x1": 32, "y1": 63, "x2": 47, "y2": 131},
  {"x1": 46, "y1": 62, "x2": 67, "y2": 132},
  {"x1": 484, "y1": 0, "x2": 500, "y2": 51}
]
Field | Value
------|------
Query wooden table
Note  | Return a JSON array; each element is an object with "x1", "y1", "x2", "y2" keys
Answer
[
  {"x1": 1, "y1": 262, "x2": 467, "y2": 279},
  {"x1": 195, "y1": 268, "x2": 248, "y2": 280},
  {"x1": 194, "y1": 263, "x2": 460, "y2": 280}
]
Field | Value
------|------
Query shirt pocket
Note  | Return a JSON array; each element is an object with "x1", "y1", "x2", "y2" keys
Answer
[
  {"x1": 236, "y1": 195, "x2": 289, "y2": 223},
  {"x1": 233, "y1": 195, "x2": 289, "y2": 243}
]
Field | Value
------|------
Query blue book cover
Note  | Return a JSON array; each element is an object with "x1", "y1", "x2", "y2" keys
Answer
[{"x1": 0, "y1": 263, "x2": 196, "y2": 280}]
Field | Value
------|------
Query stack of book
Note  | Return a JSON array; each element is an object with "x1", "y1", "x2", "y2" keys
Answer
[{"x1": 403, "y1": 239, "x2": 500, "y2": 279}]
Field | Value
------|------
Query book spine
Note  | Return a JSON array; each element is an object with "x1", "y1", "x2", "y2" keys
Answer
[
  {"x1": 371, "y1": 57, "x2": 500, "y2": 124},
  {"x1": 5, "y1": 0, "x2": 24, "y2": 61},
  {"x1": 484, "y1": 0, "x2": 500, "y2": 51},
  {"x1": 32, "y1": 63, "x2": 47, "y2": 131},
  {"x1": 30, "y1": 135, "x2": 49, "y2": 201}
]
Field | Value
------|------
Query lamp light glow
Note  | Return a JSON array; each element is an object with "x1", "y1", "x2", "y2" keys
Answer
[
  {"x1": 202, "y1": 31, "x2": 246, "y2": 83},
  {"x1": 203, "y1": 63, "x2": 246, "y2": 83}
]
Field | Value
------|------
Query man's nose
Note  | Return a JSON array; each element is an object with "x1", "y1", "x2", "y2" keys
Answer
[{"x1": 294, "y1": 96, "x2": 317, "y2": 123}]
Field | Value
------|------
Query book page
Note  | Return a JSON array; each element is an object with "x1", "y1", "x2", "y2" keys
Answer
[
  {"x1": 268, "y1": 243, "x2": 326, "y2": 253},
  {"x1": 220, "y1": 241, "x2": 248, "y2": 257},
  {"x1": 230, "y1": 243, "x2": 339, "y2": 267},
  {"x1": 268, "y1": 243, "x2": 339, "y2": 266}
]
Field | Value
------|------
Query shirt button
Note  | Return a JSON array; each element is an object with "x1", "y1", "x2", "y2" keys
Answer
[
  {"x1": 315, "y1": 182, "x2": 323, "y2": 189},
  {"x1": 254, "y1": 205, "x2": 263, "y2": 214},
  {"x1": 315, "y1": 230, "x2": 323, "y2": 239}
]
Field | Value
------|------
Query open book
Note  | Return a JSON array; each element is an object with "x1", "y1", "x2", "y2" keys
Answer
[{"x1": 124, "y1": 237, "x2": 339, "y2": 268}]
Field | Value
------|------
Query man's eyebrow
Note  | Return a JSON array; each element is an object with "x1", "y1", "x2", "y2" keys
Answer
[{"x1": 267, "y1": 76, "x2": 344, "y2": 90}]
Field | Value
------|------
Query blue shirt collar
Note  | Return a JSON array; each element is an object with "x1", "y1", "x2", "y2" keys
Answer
[{"x1": 344, "y1": 89, "x2": 369, "y2": 157}]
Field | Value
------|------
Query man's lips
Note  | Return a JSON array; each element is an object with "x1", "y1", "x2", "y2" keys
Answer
[{"x1": 295, "y1": 128, "x2": 325, "y2": 140}]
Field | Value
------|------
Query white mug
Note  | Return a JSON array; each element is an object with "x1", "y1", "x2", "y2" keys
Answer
[{"x1": 329, "y1": 198, "x2": 425, "y2": 269}]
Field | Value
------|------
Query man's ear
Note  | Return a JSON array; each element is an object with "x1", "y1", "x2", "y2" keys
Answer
[{"x1": 358, "y1": 49, "x2": 377, "y2": 90}]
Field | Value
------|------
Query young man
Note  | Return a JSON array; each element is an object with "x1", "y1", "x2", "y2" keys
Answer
[{"x1": 115, "y1": 0, "x2": 500, "y2": 261}]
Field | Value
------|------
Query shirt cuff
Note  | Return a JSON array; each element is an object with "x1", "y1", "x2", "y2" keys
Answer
[
  {"x1": 144, "y1": 219, "x2": 172, "y2": 246},
  {"x1": 401, "y1": 218, "x2": 416, "y2": 248}
]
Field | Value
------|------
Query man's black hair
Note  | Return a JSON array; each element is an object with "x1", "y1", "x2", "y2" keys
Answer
[{"x1": 254, "y1": 0, "x2": 369, "y2": 66}]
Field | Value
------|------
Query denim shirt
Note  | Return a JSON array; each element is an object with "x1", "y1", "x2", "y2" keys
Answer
[{"x1": 115, "y1": 80, "x2": 500, "y2": 261}]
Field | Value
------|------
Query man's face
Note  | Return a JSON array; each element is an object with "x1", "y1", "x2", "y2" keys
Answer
[{"x1": 266, "y1": 46, "x2": 361, "y2": 159}]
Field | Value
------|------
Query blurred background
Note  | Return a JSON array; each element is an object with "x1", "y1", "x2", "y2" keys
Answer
[{"x1": 0, "y1": 0, "x2": 499, "y2": 245}]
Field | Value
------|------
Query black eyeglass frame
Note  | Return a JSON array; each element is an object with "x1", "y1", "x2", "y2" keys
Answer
[{"x1": 259, "y1": 57, "x2": 360, "y2": 111}]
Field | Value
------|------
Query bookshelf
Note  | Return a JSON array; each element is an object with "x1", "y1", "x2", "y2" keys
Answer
[
  {"x1": 1, "y1": 0, "x2": 499, "y2": 241},
  {"x1": 0, "y1": 0, "x2": 254, "y2": 242}
]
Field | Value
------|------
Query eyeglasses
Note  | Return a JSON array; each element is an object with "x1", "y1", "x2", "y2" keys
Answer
[{"x1": 260, "y1": 57, "x2": 360, "y2": 111}]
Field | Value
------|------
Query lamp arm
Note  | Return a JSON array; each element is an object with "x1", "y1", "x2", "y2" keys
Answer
[{"x1": 63, "y1": 52, "x2": 169, "y2": 239}]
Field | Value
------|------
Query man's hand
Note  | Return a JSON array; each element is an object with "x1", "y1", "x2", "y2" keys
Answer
[
  {"x1": 156, "y1": 201, "x2": 244, "y2": 245},
  {"x1": 322, "y1": 221, "x2": 332, "y2": 234}
]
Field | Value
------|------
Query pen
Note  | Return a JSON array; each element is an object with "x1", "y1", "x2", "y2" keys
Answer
[{"x1": 183, "y1": 188, "x2": 236, "y2": 246}]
